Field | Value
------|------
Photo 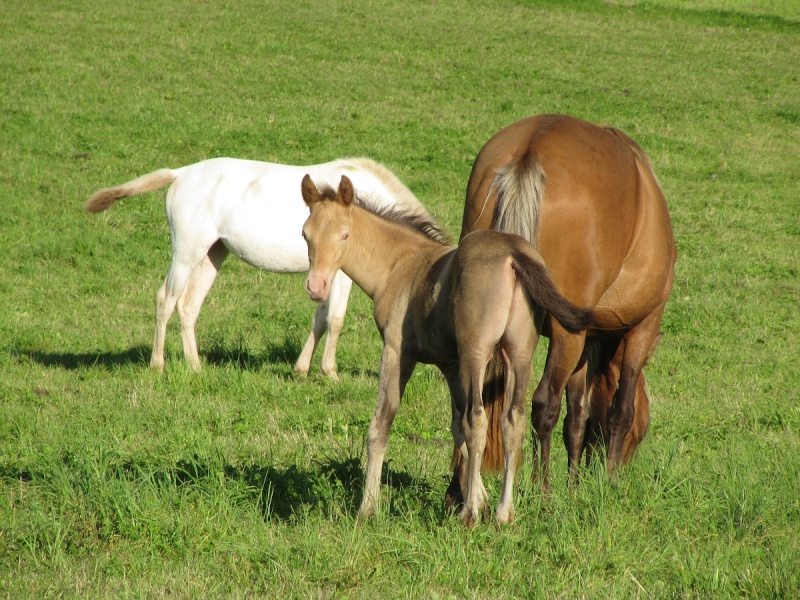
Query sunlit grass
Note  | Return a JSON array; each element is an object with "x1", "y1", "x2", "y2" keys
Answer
[{"x1": 1, "y1": 0, "x2": 799, "y2": 597}]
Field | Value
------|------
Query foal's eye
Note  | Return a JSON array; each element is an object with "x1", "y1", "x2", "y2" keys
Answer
[{"x1": 341, "y1": 232, "x2": 349, "y2": 241}]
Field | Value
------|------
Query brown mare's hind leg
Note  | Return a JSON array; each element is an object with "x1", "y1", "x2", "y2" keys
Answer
[
  {"x1": 530, "y1": 320, "x2": 586, "y2": 493},
  {"x1": 606, "y1": 304, "x2": 666, "y2": 477}
]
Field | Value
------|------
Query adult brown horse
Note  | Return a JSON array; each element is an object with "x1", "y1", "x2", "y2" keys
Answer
[{"x1": 448, "y1": 114, "x2": 676, "y2": 503}]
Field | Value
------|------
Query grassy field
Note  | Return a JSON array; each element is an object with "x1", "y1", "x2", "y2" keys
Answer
[{"x1": 1, "y1": 0, "x2": 799, "y2": 597}]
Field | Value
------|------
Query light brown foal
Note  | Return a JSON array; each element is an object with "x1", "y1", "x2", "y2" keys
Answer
[{"x1": 301, "y1": 174, "x2": 592, "y2": 526}]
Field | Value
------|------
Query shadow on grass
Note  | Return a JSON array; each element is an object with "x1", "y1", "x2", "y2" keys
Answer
[
  {"x1": 16, "y1": 338, "x2": 306, "y2": 373},
  {"x1": 0, "y1": 452, "x2": 427, "y2": 522},
  {"x1": 203, "y1": 338, "x2": 299, "y2": 371},
  {"x1": 16, "y1": 346, "x2": 151, "y2": 370}
]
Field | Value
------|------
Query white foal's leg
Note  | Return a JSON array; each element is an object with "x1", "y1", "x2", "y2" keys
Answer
[
  {"x1": 151, "y1": 243, "x2": 214, "y2": 371},
  {"x1": 294, "y1": 270, "x2": 352, "y2": 379},
  {"x1": 320, "y1": 271, "x2": 352, "y2": 379},
  {"x1": 176, "y1": 242, "x2": 228, "y2": 371},
  {"x1": 151, "y1": 280, "x2": 169, "y2": 370},
  {"x1": 294, "y1": 302, "x2": 327, "y2": 376}
]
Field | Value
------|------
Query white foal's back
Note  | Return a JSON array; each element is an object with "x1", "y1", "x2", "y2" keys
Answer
[{"x1": 166, "y1": 157, "x2": 416, "y2": 273}]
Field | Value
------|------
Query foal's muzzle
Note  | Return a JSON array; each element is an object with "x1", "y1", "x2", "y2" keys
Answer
[{"x1": 305, "y1": 273, "x2": 330, "y2": 302}]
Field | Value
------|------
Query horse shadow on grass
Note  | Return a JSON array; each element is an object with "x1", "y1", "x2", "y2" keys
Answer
[
  {"x1": 15, "y1": 346, "x2": 152, "y2": 370},
  {"x1": 18, "y1": 339, "x2": 324, "y2": 375},
  {"x1": 18, "y1": 336, "x2": 381, "y2": 379},
  {"x1": 112, "y1": 454, "x2": 428, "y2": 521}
]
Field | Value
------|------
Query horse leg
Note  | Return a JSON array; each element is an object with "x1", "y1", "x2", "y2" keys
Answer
[
  {"x1": 320, "y1": 271, "x2": 353, "y2": 379},
  {"x1": 495, "y1": 303, "x2": 537, "y2": 525},
  {"x1": 294, "y1": 301, "x2": 327, "y2": 376},
  {"x1": 606, "y1": 304, "x2": 666, "y2": 477},
  {"x1": 151, "y1": 234, "x2": 217, "y2": 371},
  {"x1": 530, "y1": 322, "x2": 586, "y2": 493},
  {"x1": 563, "y1": 355, "x2": 590, "y2": 486},
  {"x1": 176, "y1": 241, "x2": 228, "y2": 371},
  {"x1": 444, "y1": 351, "x2": 504, "y2": 512},
  {"x1": 458, "y1": 355, "x2": 491, "y2": 528},
  {"x1": 443, "y1": 370, "x2": 468, "y2": 512},
  {"x1": 358, "y1": 345, "x2": 414, "y2": 519},
  {"x1": 294, "y1": 271, "x2": 352, "y2": 379},
  {"x1": 150, "y1": 261, "x2": 196, "y2": 371}
]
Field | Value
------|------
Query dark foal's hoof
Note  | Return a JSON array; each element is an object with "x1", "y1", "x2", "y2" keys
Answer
[{"x1": 444, "y1": 474, "x2": 464, "y2": 513}]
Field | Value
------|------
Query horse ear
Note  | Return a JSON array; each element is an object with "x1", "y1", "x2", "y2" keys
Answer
[
  {"x1": 338, "y1": 175, "x2": 354, "y2": 206},
  {"x1": 301, "y1": 174, "x2": 320, "y2": 206}
]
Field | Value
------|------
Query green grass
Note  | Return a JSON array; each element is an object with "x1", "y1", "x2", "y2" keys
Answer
[{"x1": 2, "y1": 0, "x2": 799, "y2": 597}]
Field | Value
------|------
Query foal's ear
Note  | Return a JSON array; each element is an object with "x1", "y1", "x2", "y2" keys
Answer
[
  {"x1": 301, "y1": 174, "x2": 320, "y2": 206},
  {"x1": 337, "y1": 175, "x2": 354, "y2": 206}
]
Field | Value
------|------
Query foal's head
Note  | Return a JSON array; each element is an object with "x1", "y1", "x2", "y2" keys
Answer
[{"x1": 301, "y1": 174, "x2": 354, "y2": 302}]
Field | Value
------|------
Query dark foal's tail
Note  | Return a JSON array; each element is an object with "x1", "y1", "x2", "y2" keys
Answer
[
  {"x1": 446, "y1": 153, "x2": 552, "y2": 500},
  {"x1": 512, "y1": 250, "x2": 594, "y2": 333}
]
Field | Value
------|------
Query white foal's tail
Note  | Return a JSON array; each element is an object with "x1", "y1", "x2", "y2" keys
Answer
[{"x1": 85, "y1": 169, "x2": 177, "y2": 212}]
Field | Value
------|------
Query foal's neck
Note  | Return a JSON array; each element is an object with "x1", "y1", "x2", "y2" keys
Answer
[{"x1": 342, "y1": 206, "x2": 450, "y2": 303}]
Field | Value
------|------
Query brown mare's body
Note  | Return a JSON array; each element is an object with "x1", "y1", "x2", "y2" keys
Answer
[
  {"x1": 300, "y1": 175, "x2": 591, "y2": 526},
  {"x1": 454, "y1": 114, "x2": 676, "y2": 498}
]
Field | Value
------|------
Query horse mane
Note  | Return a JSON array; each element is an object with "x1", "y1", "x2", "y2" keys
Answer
[
  {"x1": 362, "y1": 201, "x2": 451, "y2": 245},
  {"x1": 341, "y1": 158, "x2": 452, "y2": 245},
  {"x1": 316, "y1": 180, "x2": 451, "y2": 246}
]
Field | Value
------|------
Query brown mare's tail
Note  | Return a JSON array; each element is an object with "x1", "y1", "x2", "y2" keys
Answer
[
  {"x1": 85, "y1": 169, "x2": 177, "y2": 212},
  {"x1": 489, "y1": 152, "x2": 545, "y2": 247}
]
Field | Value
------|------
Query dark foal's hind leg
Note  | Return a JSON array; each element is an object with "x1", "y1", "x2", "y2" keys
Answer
[
  {"x1": 563, "y1": 355, "x2": 590, "y2": 486},
  {"x1": 443, "y1": 368, "x2": 468, "y2": 512}
]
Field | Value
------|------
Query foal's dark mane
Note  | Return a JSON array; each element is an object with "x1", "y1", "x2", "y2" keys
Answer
[{"x1": 317, "y1": 184, "x2": 451, "y2": 246}]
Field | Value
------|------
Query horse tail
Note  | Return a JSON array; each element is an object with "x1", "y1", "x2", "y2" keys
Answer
[
  {"x1": 511, "y1": 249, "x2": 593, "y2": 333},
  {"x1": 490, "y1": 152, "x2": 546, "y2": 247},
  {"x1": 85, "y1": 169, "x2": 177, "y2": 213},
  {"x1": 449, "y1": 153, "x2": 548, "y2": 480}
]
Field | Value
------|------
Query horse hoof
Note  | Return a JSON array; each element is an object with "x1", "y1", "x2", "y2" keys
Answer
[
  {"x1": 444, "y1": 478, "x2": 464, "y2": 513},
  {"x1": 495, "y1": 506, "x2": 515, "y2": 525},
  {"x1": 459, "y1": 508, "x2": 478, "y2": 529},
  {"x1": 322, "y1": 369, "x2": 340, "y2": 381}
]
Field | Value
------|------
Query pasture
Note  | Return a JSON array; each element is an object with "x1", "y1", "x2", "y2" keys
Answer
[{"x1": 1, "y1": 0, "x2": 798, "y2": 597}]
